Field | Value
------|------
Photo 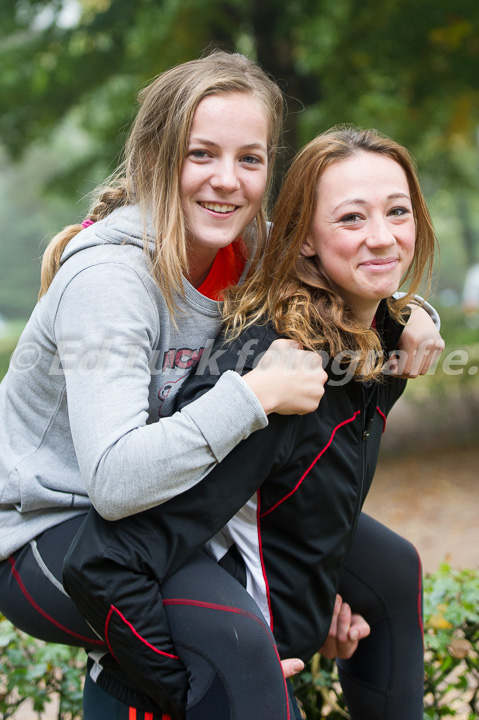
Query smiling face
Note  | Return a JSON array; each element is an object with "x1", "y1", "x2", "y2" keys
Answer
[
  {"x1": 301, "y1": 150, "x2": 416, "y2": 326},
  {"x1": 180, "y1": 91, "x2": 269, "y2": 286}
]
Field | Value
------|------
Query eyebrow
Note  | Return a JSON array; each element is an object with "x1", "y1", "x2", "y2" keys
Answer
[
  {"x1": 188, "y1": 138, "x2": 268, "y2": 152},
  {"x1": 332, "y1": 193, "x2": 411, "y2": 214}
]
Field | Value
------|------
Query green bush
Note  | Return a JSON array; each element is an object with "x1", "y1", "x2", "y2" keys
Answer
[
  {"x1": 423, "y1": 565, "x2": 479, "y2": 719},
  {"x1": 0, "y1": 616, "x2": 84, "y2": 720}
]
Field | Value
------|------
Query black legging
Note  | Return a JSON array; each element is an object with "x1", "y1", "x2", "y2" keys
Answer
[
  {"x1": 337, "y1": 514, "x2": 424, "y2": 720},
  {"x1": 0, "y1": 513, "x2": 423, "y2": 719},
  {"x1": 161, "y1": 550, "x2": 295, "y2": 719}
]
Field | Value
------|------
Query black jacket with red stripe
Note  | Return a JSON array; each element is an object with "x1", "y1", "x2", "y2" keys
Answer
[{"x1": 63, "y1": 300, "x2": 406, "y2": 716}]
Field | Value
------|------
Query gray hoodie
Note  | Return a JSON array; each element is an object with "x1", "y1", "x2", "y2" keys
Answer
[{"x1": 0, "y1": 205, "x2": 267, "y2": 559}]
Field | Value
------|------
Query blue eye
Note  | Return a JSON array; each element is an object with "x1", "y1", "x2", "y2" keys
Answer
[
  {"x1": 241, "y1": 155, "x2": 261, "y2": 165},
  {"x1": 189, "y1": 150, "x2": 209, "y2": 159}
]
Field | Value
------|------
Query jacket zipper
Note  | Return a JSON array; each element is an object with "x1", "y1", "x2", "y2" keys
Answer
[{"x1": 357, "y1": 382, "x2": 376, "y2": 519}]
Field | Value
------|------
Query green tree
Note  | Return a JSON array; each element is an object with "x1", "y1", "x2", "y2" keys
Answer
[
  {"x1": 2, "y1": 0, "x2": 479, "y2": 171},
  {"x1": 0, "y1": 126, "x2": 92, "y2": 318},
  {"x1": 1, "y1": 0, "x2": 479, "y2": 310}
]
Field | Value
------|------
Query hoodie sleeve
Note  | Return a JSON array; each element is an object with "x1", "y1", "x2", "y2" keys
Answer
[
  {"x1": 393, "y1": 292, "x2": 441, "y2": 330},
  {"x1": 54, "y1": 262, "x2": 267, "y2": 520}
]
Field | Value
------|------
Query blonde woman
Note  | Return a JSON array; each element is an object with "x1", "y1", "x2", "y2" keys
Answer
[
  {"x1": 0, "y1": 51, "x2": 331, "y2": 720},
  {"x1": 65, "y1": 126, "x2": 440, "y2": 720}
]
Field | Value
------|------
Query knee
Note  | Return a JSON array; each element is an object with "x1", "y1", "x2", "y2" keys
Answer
[
  {"x1": 346, "y1": 531, "x2": 422, "y2": 623},
  {"x1": 381, "y1": 533, "x2": 422, "y2": 607},
  {"x1": 358, "y1": 517, "x2": 423, "y2": 607},
  {"x1": 186, "y1": 609, "x2": 277, "y2": 667}
]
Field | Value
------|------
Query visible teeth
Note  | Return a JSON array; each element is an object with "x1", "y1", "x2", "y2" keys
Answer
[{"x1": 200, "y1": 202, "x2": 236, "y2": 213}]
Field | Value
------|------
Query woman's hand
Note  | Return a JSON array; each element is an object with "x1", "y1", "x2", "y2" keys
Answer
[
  {"x1": 318, "y1": 594, "x2": 371, "y2": 660},
  {"x1": 243, "y1": 338, "x2": 328, "y2": 415},
  {"x1": 280, "y1": 594, "x2": 370, "y2": 679},
  {"x1": 389, "y1": 305, "x2": 445, "y2": 378},
  {"x1": 280, "y1": 657, "x2": 305, "y2": 678}
]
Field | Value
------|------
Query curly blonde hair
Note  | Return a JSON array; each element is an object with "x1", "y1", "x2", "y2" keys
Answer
[{"x1": 223, "y1": 126, "x2": 437, "y2": 380}]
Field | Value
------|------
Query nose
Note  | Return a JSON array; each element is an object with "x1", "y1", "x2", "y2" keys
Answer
[
  {"x1": 365, "y1": 215, "x2": 396, "y2": 248},
  {"x1": 210, "y1": 157, "x2": 241, "y2": 193}
]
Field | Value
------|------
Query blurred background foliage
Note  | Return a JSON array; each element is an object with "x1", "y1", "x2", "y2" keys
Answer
[
  {"x1": 0, "y1": 0, "x2": 478, "y2": 346},
  {"x1": 0, "y1": 6, "x2": 478, "y2": 718}
]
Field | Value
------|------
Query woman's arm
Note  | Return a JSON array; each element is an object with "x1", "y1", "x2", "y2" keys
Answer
[
  {"x1": 394, "y1": 295, "x2": 444, "y2": 377},
  {"x1": 63, "y1": 378, "x2": 313, "y2": 715},
  {"x1": 394, "y1": 303, "x2": 444, "y2": 377},
  {"x1": 55, "y1": 266, "x2": 325, "y2": 520}
]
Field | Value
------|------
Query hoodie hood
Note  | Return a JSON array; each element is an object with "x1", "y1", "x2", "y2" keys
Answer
[{"x1": 61, "y1": 205, "x2": 155, "y2": 266}]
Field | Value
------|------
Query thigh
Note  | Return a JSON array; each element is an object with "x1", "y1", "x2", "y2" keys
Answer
[
  {"x1": 0, "y1": 514, "x2": 105, "y2": 649},
  {"x1": 162, "y1": 551, "x2": 294, "y2": 720},
  {"x1": 339, "y1": 512, "x2": 423, "y2": 625}
]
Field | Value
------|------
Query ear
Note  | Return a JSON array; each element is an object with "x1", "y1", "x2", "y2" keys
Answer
[{"x1": 300, "y1": 233, "x2": 317, "y2": 258}]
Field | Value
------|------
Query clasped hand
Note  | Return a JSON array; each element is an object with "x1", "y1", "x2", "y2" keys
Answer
[{"x1": 280, "y1": 594, "x2": 371, "y2": 678}]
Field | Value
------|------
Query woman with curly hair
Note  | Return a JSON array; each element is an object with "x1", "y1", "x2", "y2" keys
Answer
[{"x1": 65, "y1": 125, "x2": 438, "y2": 720}]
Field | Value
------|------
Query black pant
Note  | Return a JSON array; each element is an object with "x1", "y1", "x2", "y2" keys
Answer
[
  {"x1": 0, "y1": 513, "x2": 423, "y2": 719},
  {"x1": 337, "y1": 514, "x2": 424, "y2": 719}
]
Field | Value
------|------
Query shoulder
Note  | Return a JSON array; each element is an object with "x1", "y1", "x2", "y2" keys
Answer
[
  {"x1": 204, "y1": 322, "x2": 281, "y2": 376},
  {"x1": 47, "y1": 251, "x2": 163, "y2": 349}
]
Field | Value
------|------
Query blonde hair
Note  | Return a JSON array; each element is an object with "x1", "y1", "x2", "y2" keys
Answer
[
  {"x1": 223, "y1": 126, "x2": 437, "y2": 380},
  {"x1": 39, "y1": 51, "x2": 284, "y2": 308}
]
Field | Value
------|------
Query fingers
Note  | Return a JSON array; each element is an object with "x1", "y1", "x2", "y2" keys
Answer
[
  {"x1": 336, "y1": 601, "x2": 352, "y2": 645},
  {"x1": 332, "y1": 604, "x2": 370, "y2": 659},
  {"x1": 319, "y1": 599, "x2": 371, "y2": 660},
  {"x1": 285, "y1": 339, "x2": 303, "y2": 351},
  {"x1": 349, "y1": 614, "x2": 371, "y2": 643},
  {"x1": 409, "y1": 338, "x2": 445, "y2": 377},
  {"x1": 244, "y1": 338, "x2": 328, "y2": 416},
  {"x1": 280, "y1": 658, "x2": 305, "y2": 679},
  {"x1": 328, "y1": 594, "x2": 341, "y2": 637},
  {"x1": 258, "y1": 339, "x2": 322, "y2": 370},
  {"x1": 421, "y1": 338, "x2": 445, "y2": 374},
  {"x1": 392, "y1": 338, "x2": 445, "y2": 378},
  {"x1": 334, "y1": 603, "x2": 359, "y2": 658}
]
